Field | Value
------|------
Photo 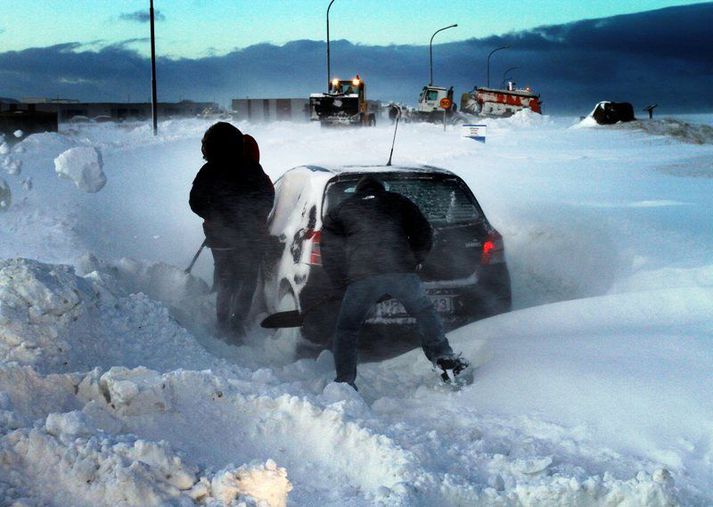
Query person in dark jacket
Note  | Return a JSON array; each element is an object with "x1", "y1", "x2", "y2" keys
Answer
[
  {"x1": 189, "y1": 122, "x2": 274, "y2": 339},
  {"x1": 321, "y1": 175, "x2": 468, "y2": 389}
]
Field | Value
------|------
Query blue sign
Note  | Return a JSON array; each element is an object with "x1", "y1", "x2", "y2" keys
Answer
[{"x1": 462, "y1": 124, "x2": 487, "y2": 143}]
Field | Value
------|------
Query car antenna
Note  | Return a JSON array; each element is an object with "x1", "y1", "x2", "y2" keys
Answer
[{"x1": 386, "y1": 105, "x2": 402, "y2": 166}]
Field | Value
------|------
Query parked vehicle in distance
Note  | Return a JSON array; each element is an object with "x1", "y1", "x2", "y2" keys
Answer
[{"x1": 262, "y1": 164, "x2": 512, "y2": 347}]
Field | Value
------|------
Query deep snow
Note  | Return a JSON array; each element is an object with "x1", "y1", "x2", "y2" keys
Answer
[{"x1": 0, "y1": 112, "x2": 712, "y2": 505}]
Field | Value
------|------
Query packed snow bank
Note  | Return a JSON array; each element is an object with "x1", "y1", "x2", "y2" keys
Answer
[
  {"x1": 621, "y1": 118, "x2": 713, "y2": 145},
  {"x1": 358, "y1": 288, "x2": 712, "y2": 503},
  {"x1": 574, "y1": 116, "x2": 713, "y2": 145},
  {"x1": 493, "y1": 108, "x2": 552, "y2": 128},
  {"x1": 2, "y1": 256, "x2": 687, "y2": 504},
  {"x1": 573, "y1": 115, "x2": 600, "y2": 128},
  {"x1": 2, "y1": 419, "x2": 201, "y2": 506},
  {"x1": 210, "y1": 460, "x2": 292, "y2": 507},
  {"x1": 54, "y1": 146, "x2": 106, "y2": 193},
  {"x1": 0, "y1": 259, "x2": 95, "y2": 369},
  {"x1": 0, "y1": 383, "x2": 292, "y2": 506},
  {"x1": 0, "y1": 258, "x2": 220, "y2": 374}
]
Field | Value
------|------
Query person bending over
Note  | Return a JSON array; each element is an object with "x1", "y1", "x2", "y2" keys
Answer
[{"x1": 321, "y1": 175, "x2": 468, "y2": 389}]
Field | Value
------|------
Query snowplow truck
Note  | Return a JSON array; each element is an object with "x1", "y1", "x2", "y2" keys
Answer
[
  {"x1": 460, "y1": 82, "x2": 542, "y2": 117},
  {"x1": 408, "y1": 85, "x2": 457, "y2": 122},
  {"x1": 309, "y1": 75, "x2": 376, "y2": 127}
]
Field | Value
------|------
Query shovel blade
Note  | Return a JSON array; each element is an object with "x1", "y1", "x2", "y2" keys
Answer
[{"x1": 260, "y1": 310, "x2": 304, "y2": 328}]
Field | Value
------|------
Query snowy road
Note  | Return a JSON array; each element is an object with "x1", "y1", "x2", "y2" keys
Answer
[{"x1": 1, "y1": 114, "x2": 712, "y2": 505}]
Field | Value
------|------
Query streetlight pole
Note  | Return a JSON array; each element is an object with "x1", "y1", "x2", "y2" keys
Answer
[
  {"x1": 501, "y1": 66, "x2": 519, "y2": 87},
  {"x1": 326, "y1": 0, "x2": 337, "y2": 92},
  {"x1": 486, "y1": 45, "x2": 509, "y2": 88},
  {"x1": 149, "y1": 0, "x2": 158, "y2": 135},
  {"x1": 429, "y1": 24, "x2": 457, "y2": 86}
]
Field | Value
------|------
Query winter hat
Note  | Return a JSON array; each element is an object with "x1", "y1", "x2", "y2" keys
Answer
[
  {"x1": 201, "y1": 122, "x2": 244, "y2": 162},
  {"x1": 355, "y1": 175, "x2": 385, "y2": 194}
]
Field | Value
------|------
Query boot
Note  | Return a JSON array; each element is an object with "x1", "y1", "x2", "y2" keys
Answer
[{"x1": 435, "y1": 355, "x2": 470, "y2": 383}]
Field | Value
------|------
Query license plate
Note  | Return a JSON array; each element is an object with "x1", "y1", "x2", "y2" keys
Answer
[{"x1": 373, "y1": 295, "x2": 454, "y2": 319}]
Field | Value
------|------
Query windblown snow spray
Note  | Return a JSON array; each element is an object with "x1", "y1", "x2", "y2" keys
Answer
[{"x1": 462, "y1": 124, "x2": 487, "y2": 143}]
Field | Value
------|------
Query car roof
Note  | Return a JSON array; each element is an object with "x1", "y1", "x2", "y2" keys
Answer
[{"x1": 290, "y1": 164, "x2": 457, "y2": 177}]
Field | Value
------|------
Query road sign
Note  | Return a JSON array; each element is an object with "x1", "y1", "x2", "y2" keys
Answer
[
  {"x1": 462, "y1": 124, "x2": 487, "y2": 143},
  {"x1": 439, "y1": 97, "x2": 452, "y2": 109}
]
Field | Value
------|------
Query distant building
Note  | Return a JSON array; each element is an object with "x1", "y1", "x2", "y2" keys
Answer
[
  {"x1": 0, "y1": 107, "x2": 58, "y2": 140},
  {"x1": 21, "y1": 97, "x2": 80, "y2": 104},
  {"x1": 231, "y1": 98, "x2": 310, "y2": 123},
  {"x1": 0, "y1": 99, "x2": 221, "y2": 123}
]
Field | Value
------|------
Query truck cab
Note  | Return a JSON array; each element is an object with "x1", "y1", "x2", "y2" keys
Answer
[{"x1": 416, "y1": 85, "x2": 454, "y2": 113}]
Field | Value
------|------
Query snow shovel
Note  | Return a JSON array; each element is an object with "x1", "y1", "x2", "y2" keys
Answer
[
  {"x1": 185, "y1": 239, "x2": 207, "y2": 274},
  {"x1": 261, "y1": 292, "x2": 349, "y2": 329},
  {"x1": 260, "y1": 293, "x2": 390, "y2": 329},
  {"x1": 260, "y1": 309, "x2": 304, "y2": 328}
]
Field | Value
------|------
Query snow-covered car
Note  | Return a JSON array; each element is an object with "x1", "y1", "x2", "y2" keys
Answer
[{"x1": 262, "y1": 165, "x2": 512, "y2": 346}]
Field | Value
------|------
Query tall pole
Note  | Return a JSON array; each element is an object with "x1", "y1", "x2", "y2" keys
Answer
[
  {"x1": 326, "y1": 0, "x2": 337, "y2": 92},
  {"x1": 487, "y1": 45, "x2": 509, "y2": 88},
  {"x1": 149, "y1": 0, "x2": 158, "y2": 135},
  {"x1": 429, "y1": 24, "x2": 457, "y2": 86}
]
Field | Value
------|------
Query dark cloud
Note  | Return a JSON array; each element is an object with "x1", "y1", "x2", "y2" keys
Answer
[
  {"x1": 1, "y1": 4, "x2": 711, "y2": 114},
  {"x1": 119, "y1": 10, "x2": 165, "y2": 23}
]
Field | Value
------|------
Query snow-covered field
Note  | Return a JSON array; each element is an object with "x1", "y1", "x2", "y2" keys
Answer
[{"x1": 1, "y1": 112, "x2": 712, "y2": 505}]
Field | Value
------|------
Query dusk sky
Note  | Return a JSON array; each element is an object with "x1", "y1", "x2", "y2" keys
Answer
[
  {"x1": 0, "y1": 0, "x2": 705, "y2": 56},
  {"x1": 1, "y1": 1, "x2": 711, "y2": 113}
]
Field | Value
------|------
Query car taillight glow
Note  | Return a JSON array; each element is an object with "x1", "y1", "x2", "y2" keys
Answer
[
  {"x1": 481, "y1": 231, "x2": 505, "y2": 265},
  {"x1": 307, "y1": 229, "x2": 322, "y2": 266}
]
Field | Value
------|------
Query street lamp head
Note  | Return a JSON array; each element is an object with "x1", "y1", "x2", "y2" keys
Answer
[
  {"x1": 326, "y1": 0, "x2": 339, "y2": 92},
  {"x1": 487, "y1": 45, "x2": 511, "y2": 88},
  {"x1": 430, "y1": 23, "x2": 459, "y2": 85}
]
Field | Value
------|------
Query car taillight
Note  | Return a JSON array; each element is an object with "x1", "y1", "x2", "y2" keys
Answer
[
  {"x1": 306, "y1": 229, "x2": 322, "y2": 266},
  {"x1": 481, "y1": 230, "x2": 505, "y2": 265}
]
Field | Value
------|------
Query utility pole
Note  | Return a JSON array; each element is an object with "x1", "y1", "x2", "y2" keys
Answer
[
  {"x1": 429, "y1": 24, "x2": 457, "y2": 86},
  {"x1": 326, "y1": 0, "x2": 337, "y2": 92},
  {"x1": 149, "y1": 0, "x2": 158, "y2": 135}
]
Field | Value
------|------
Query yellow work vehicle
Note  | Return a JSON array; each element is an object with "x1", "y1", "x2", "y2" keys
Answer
[{"x1": 309, "y1": 75, "x2": 377, "y2": 127}]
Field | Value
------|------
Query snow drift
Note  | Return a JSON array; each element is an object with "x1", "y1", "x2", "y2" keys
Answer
[{"x1": 0, "y1": 115, "x2": 712, "y2": 505}]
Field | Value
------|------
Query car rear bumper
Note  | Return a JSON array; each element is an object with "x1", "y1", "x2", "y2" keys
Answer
[
  {"x1": 365, "y1": 286, "x2": 510, "y2": 328},
  {"x1": 299, "y1": 264, "x2": 511, "y2": 343}
]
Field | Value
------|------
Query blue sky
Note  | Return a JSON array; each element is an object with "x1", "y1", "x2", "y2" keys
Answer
[
  {"x1": 1, "y1": 2, "x2": 711, "y2": 112},
  {"x1": 0, "y1": 0, "x2": 707, "y2": 58}
]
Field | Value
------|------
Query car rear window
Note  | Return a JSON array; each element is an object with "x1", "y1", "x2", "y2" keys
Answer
[{"x1": 324, "y1": 176, "x2": 481, "y2": 224}]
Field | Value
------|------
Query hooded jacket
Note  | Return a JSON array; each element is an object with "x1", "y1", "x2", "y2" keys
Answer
[
  {"x1": 189, "y1": 124, "x2": 274, "y2": 249},
  {"x1": 321, "y1": 176, "x2": 433, "y2": 285}
]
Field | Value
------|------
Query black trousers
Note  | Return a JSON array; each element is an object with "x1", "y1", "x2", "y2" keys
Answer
[{"x1": 211, "y1": 248, "x2": 261, "y2": 337}]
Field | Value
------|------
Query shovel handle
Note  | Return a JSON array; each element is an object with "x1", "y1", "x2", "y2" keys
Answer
[{"x1": 185, "y1": 239, "x2": 208, "y2": 274}]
